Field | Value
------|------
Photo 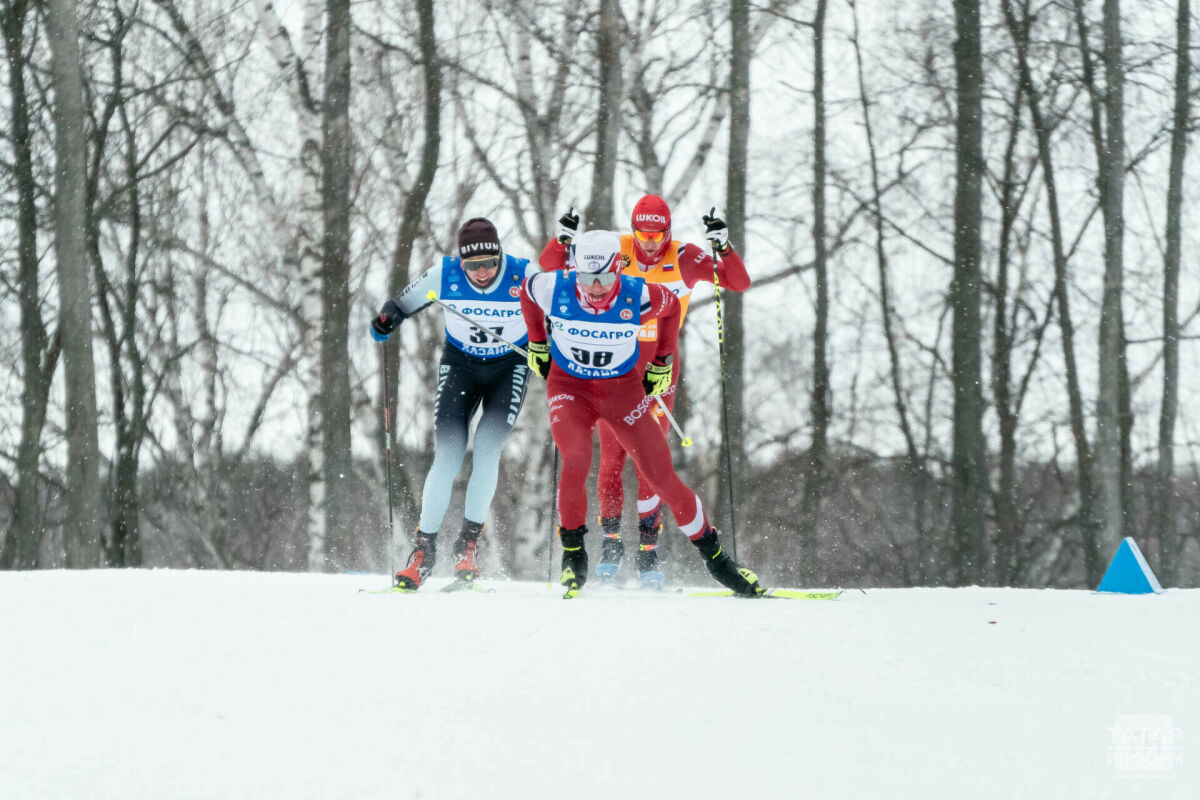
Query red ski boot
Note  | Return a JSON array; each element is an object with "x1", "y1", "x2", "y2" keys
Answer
[
  {"x1": 393, "y1": 532, "x2": 437, "y2": 590},
  {"x1": 454, "y1": 520, "x2": 485, "y2": 580}
]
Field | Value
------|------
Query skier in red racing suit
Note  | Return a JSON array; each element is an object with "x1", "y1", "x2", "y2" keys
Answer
[
  {"x1": 520, "y1": 229, "x2": 764, "y2": 598},
  {"x1": 539, "y1": 194, "x2": 750, "y2": 587}
]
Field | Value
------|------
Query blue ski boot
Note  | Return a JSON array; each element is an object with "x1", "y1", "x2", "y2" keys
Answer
[
  {"x1": 636, "y1": 517, "x2": 665, "y2": 590},
  {"x1": 594, "y1": 516, "x2": 623, "y2": 583}
]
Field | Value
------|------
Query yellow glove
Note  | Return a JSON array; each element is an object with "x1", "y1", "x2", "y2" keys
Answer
[
  {"x1": 643, "y1": 356, "x2": 673, "y2": 396},
  {"x1": 528, "y1": 341, "x2": 551, "y2": 378}
]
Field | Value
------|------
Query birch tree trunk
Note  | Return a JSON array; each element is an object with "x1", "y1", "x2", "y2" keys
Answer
[
  {"x1": 154, "y1": 0, "x2": 325, "y2": 565},
  {"x1": 47, "y1": 0, "x2": 102, "y2": 567},
  {"x1": 319, "y1": 0, "x2": 353, "y2": 568},
  {"x1": 252, "y1": 0, "x2": 328, "y2": 569},
  {"x1": 797, "y1": 0, "x2": 828, "y2": 584},
  {"x1": 1157, "y1": 0, "x2": 1189, "y2": 586},
  {"x1": 950, "y1": 0, "x2": 988, "y2": 585}
]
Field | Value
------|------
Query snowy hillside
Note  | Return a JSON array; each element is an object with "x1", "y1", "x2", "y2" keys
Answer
[{"x1": 1, "y1": 570, "x2": 1195, "y2": 799}]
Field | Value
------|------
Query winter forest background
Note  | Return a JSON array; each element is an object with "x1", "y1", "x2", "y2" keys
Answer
[{"x1": 2, "y1": 0, "x2": 1198, "y2": 589}]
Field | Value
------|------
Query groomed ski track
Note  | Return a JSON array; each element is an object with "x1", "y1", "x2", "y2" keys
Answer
[{"x1": 1, "y1": 570, "x2": 1195, "y2": 799}]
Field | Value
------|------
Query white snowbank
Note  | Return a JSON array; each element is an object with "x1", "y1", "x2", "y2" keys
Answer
[{"x1": 1, "y1": 570, "x2": 1195, "y2": 799}]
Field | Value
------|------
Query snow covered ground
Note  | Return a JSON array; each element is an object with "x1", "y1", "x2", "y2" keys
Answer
[{"x1": 1, "y1": 570, "x2": 1195, "y2": 799}]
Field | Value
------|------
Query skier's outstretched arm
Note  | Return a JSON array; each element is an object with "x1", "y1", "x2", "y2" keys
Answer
[
  {"x1": 677, "y1": 243, "x2": 750, "y2": 292},
  {"x1": 675, "y1": 212, "x2": 750, "y2": 291},
  {"x1": 538, "y1": 239, "x2": 570, "y2": 271},
  {"x1": 538, "y1": 207, "x2": 579, "y2": 271},
  {"x1": 371, "y1": 264, "x2": 442, "y2": 340}
]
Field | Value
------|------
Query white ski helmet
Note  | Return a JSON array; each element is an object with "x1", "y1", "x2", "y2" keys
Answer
[{"x1": 571, "y1": 230, "x2": 624, "y2": 284}]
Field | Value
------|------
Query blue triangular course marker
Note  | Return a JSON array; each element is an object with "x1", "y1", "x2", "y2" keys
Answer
[{"x1": 1097, "y1": 537, "x2": 1164, "y2": 594}]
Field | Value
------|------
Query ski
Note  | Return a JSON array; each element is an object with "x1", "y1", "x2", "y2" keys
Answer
[
  {"x1": 440, "y1": 575, "x2": 495, "y2": 593},
  {"x1": 358, "y1": 577, "x2": 495, "y2": 595},
  {"x1": 687, "y1": 588, "x2": 844, "y2": 600}
]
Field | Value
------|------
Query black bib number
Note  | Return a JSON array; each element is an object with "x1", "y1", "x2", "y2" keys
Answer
[
  {"x1": 470, "y1": 326, "x2": 504, "y2": 345},
  {"x1": 569, "y1": 347, "x2": 614, "y2": 368}
]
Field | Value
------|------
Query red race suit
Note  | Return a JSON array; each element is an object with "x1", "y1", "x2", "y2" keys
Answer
[
  {"x1": 538, "y1": 235, "x2": 750, "y2": 526},
  {"x1": 521, "y1": 269, "x2": 714, "y2": 538}
]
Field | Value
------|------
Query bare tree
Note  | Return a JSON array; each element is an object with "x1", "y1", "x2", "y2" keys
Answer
[
  {"x1": 983, "y1": 23, "x2": 1055, "y2": 585},
  {"x1": 319, "y1": 0, "x2": 353, "y2": 568},
  {"x1": 1156, "y1": 0, "x2": 1190, "y2": 586},
  {"x1": 717, "y1": 0, "x2": 750, "y2": 548},
  {"x1": 46, "y1": 0, "x2": 103, "y2": 567},
  {"x1": 2, "y1": 0, "x2": 61, "y2": 568},
  {"x1": 90, "y1": 9, "x2": 148, "y2": 567},
  {"x1": 849, "y1": 0, "x2": 936, "y2": 583},
  {"x1": 585, "y1": 0, "x2": 621, "y2": 230},
  {"x1": 797, "y1": 0, "x2": 828, "y2": 583},
  {"x1": 1071, "y1": 0, "x2": 1128, "y2": 580},
  {"x1": 1003, "y1": 0, "x2": 1099, "y2": 585},
  {"x1": 950, "y1": 0, "x2": 987, "y2": 585}
]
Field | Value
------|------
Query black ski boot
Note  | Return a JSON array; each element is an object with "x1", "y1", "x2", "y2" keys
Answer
[
  {"x1": 692, "y1": 528, "x2": 765, "y2": 596},
  {"x1": 635, "y1": 517, "x2": 665, "y2": 590},
  {"x1": 453, "y1": 520, "x2": 484, "y2": 580},
  {"x1": 594, "y1": 516, "x2": 624, "y2": 583},
  {"x1": 394, "y1": 531, "x2": 437, "y2": 590},
  {"x1": 560, "y1": 525, "x2": 588, "y2": 599}
]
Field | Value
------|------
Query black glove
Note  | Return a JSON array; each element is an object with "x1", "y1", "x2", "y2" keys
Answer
[
  {"x1": 371, "y1": 299, "x2": 404, "y2": 341},
  {"x1": 556, "y1": 207, "x2": 580, "y2": 245},
  {"x1": 702, "y1": 209, "x2": 731, "y2": 254}
]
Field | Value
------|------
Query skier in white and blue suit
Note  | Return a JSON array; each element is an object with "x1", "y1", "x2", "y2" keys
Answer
[{"x1": 371, "y1": 218, "x2": 541, "y2": 589}]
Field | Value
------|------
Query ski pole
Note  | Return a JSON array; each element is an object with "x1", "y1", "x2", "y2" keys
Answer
[
  {"x1": 425, "y1": 290, "x2": 529, "y2": 357},
  {"x1": 380, "y1": 341, "x2": 397, "y2": 574},
  {"x1": 655, "y1": 395, "x2": 693, "y2": 447},
  {"x1": 710, "y1": 207, "x2": 738, "y2": 558},
  {"x1": 548, "y1": 445, "x2": 558, "y2": 589}
]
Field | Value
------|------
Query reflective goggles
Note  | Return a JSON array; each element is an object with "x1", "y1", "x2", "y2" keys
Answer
[
  {"x1": 579, "y1": 270, "x2": 619, "y2": 288},
  {"x1": 634, "y1": 229, "x2": 666, "y2": 243},
  {"x1": 462, "y1": 254, "x2": 501, "y2": 272}
]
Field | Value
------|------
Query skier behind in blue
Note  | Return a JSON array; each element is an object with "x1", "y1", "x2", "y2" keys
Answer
[{"x1": 371, "y1": 218, "x2": 541, "y2": 589}]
